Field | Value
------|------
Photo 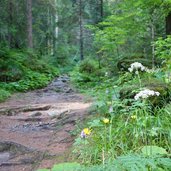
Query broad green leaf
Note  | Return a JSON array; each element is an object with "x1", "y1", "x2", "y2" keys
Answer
[
  {"x1": 141, "y1": 146, "x2": 168, "y2": 156},
  {"x1": 51, "y1": 162, "x2": 81, "y2": 171}
]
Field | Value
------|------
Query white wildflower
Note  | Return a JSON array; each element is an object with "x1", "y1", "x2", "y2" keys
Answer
[
  {"x1": 109, "y1": 106, "x2": 113, "y2": 113},
  {"x1": 128, "y1": 67, "x2": 133, "y2": 72},
  {"x1": 128, "y1": 62, "x2": 147, "y2": 73},
  {"x1": 134, "y1": 89, "x2": 160, "y2": 100},
  {"x1": 106, "y1": 89, "x2": 109, "y2": 94},
  {"x1": 135, "y1": 71, "x2": 139, "y2": 75}
]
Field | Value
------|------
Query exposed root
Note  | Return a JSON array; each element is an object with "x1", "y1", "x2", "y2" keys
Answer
[{"x1": 0, "y1": 105, "x2": 51, "y2": 116}]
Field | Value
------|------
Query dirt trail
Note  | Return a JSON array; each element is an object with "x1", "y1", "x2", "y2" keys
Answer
[{"x1": 0, "y1": 75, "x2": 91, "y2": 171}]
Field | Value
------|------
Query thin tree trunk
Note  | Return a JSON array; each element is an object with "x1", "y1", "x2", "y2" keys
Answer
[
  {"x1": 52, "y1": 0, "x2": 58, "y2": 57},
  {"x1": 100, "y1": 0, "x2": 103, "y2": 21},
  {"x1": 151, "y1": 21, "x2": 155, "y2": 68},
  {"x1": 26, "y1": 0, "x2": 33, "y2": 49},
  {"x1": 79, "y1": 0, "x2": 84, "y2": 60},
  {"x1": 166, "y1": 12, "x2": 171, "y2": 35},
  {"x1": 8, "y1": 0, "x2": 13, "y2": 48},
  {"x1": 47, "y1": 7, "x2": 51, "y2": 55}
]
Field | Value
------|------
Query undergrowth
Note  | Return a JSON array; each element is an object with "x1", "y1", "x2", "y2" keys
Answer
[
  {"x1": 0, "y1": 48, "x2": 59, "y2": 102},
  {"x1": 68, "y1": 58, "x2": 171, "y2": 170},
  {"x1": 37, "y1": 154, "x2": 171, "y2": 171}
]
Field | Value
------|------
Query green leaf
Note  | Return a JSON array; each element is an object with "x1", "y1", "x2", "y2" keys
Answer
[
  {"x1": 141, "y1": 146, "x2": 168, "y2": 156},
  {"x1": 88, "y1": 119, "x2": 103, "y2": 128},
  {"x1": 51, "y1": 162, "x2": 81, "y2": 171}
]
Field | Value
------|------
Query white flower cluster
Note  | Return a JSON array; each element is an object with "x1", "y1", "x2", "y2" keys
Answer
[
  {"x1": 128, "y1": 62, "x2": 147, "y2": 73},
  {"x1": 134, "y1": 89, "x2": 160, "y2": 100}
]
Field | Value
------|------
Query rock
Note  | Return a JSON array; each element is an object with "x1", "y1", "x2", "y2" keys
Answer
[
  {"x1": 0, "y1": 152, "x2": 10, "y2": 164},
  {"x1": 119, "y1": 78, "x2": 171, "y2": 107},
  {"x1": 30, "y1": 112, "x2": 42, "y2": 117},
  {"x1": 65, "y1": 88, "x2": 73, "y2": 93},
  {"x1": 117, "y1": 57, "x2": 162, "y2": 71},
  {"x1": 0, "y1": 144, "x2": 10, "y2": 152}
]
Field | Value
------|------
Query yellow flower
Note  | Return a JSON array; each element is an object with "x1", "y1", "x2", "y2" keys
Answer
[
  {"x1": 131, "y1": 115, "x2": 137, "y2": 119},
  {"x1": 103, "y1": 118, "x2": 110, "y2": 124},
  {"x1": 83, "y1": 128, "x2": 91, "y2": 135}
]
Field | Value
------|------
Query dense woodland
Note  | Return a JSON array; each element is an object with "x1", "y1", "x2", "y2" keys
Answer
[{"x1": 0, "y1": 0, "x2": 171, "y2": 170}]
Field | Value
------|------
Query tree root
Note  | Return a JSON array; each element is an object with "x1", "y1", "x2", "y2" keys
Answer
[{"x1": 0, "y1": 105, "x2": 51, "y2": 116}]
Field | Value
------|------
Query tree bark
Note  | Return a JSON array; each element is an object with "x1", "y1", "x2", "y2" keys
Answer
[
  {"x1": 166, "y1": 12, "x2": 171, "y2": 35},
  {"x1": 79, "y1": 0, "x2": 84, "y2": 60},
  {"x1": 26, "y1": 0, "x2": 33, "y2": 49},
  {"x1": 151, "y1": 22, "x2": 155, "y2": 68},
  {"x1": 100, "y1": 0, "x2": 103, "y2": 21},
  {"x1": 8, "y1": 0, "x2": 13, "y2": 48}
]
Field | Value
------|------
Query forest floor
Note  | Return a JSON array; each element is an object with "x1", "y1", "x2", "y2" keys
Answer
[{"x1": 0, "y1": 75, "x2": 91, "y2": 171}]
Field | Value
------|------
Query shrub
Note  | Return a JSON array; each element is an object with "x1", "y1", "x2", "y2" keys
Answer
[
  {"x1": 0, "y1": 48, "x2": 59, "y2": 83},
  {"x1": 79, "y1": 59, "x2": 98, "y2": 74},
  {"x1": 0, "y1": 89, "x2": 11, "y2": 102}
]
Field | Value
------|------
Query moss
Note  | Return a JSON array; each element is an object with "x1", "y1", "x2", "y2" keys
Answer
[
  {"x1": 119, "y1": 78, "x2": 170, "y2": 107},
  {"x1": 119, "y1": 85, "x2": 138, "y2": 99},
  {"x1": 143, "y1": 79, "x2": 170, "y2": 106}
]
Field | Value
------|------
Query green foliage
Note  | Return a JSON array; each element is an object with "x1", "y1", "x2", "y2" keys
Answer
[
  {"x1": 37, "y1": 162, "x2": 81, "y2": 171},
  {"x1": 0, "y1": 89, "x2": 11, "y2": 102},
  {"x1": 67, "y1": 0, "x2": 171, "y2": 170},
  {"x1": 155, "y1": 36, "x2": 171, "y2": 83},
  {"x1": 71, "y1": 59, "x2": 171, "y2": 167},
  {"x1": 0, "y1": 48, "x2": 59, "y2": 82},
  {"x1": 38, "y1": 154, "x2": 171, "y2": 171},
  {"x1": 70, "y1": 59, "x2": 106, "y2": 91},
  {"x1": 141, "y1": 146, "x2": 168, "y2": 156},
  {"x1": 1, "y1": 71, "x2": 51, "y2": 92},
  {"x1": 51, "y1": 162, "x2": 81, "y2": 171},
  {"x1": 0, "y1": 48, "x2": 59, "y2": 101},
  {"x1": 155, "y1": 36, "x2": 171, "y2": 60},
  {"x1": 73, "y1": 107, "x2": 171, "y2": 164},
  {"x1": 89, "y1": 0, "x2": 168, "y2": 73},
  {"x1": 79, "y1": 59, "x2": 98, "y2": 74}
]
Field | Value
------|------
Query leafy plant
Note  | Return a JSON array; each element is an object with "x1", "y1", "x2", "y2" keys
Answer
[
  {"x1": 37, "y1": 154, "x2": 171, "y2": 171},
  {"x1": 0, "y1": 89, "x2": 11, "y2": 102}
]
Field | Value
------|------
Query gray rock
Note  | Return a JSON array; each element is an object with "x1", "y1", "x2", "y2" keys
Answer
[
  {"x1": 0, "y1": 152, "x2": 10, "y2": 164},
  {"x1": 31, "y1": 112, "x2": 42, "y2": 117}
]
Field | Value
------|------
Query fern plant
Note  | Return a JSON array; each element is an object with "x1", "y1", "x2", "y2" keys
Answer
[{"x1": 37, "y1": 154, "x2": 171, "y2": 171}]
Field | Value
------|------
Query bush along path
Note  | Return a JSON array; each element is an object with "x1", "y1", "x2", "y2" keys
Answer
[{"x1": 0, "y1": 75, "x2": 91, "y2": 171}]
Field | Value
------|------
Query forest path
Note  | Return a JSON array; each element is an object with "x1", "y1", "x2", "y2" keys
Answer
[{"x1": 0, "y1": 75, "x2": 91, "y2": 171}]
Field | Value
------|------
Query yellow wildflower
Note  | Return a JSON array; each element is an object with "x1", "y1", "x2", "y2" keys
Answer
[
  {"x1": 103, "y1": 118, "x2": 110, "y2": 124},
  {"x1": 81, "y1": 128, "x2": 91, "y2": 138},
  {"x1": 83, "y1": 128, "x2": 91, "y2": 135},
  {"x1": 131, "y1": 115, "x2": 137, "y2": 119}
]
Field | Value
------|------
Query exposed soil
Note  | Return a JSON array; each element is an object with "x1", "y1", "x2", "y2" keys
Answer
[{"x1": 0, "y1": 75, "x2": 91, "y2": 171}]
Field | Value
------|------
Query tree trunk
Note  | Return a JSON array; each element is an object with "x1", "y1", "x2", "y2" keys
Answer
[
  {"x1": 26, "y1": 0, "x2": 33, "y2": 49},
  {"x1": 8, "y1": 0, "x2": 13, "y2": 48},
  {"x1": 47, "y1": 6, "x2": 51, "y2": 55},
  {"x1": 166, "y1": 12, "x2": 171, "y2": 35},
  {"x1": 100, "y1": 0, "x2": 103, "y2": 21},
  {"x1": 79, "y1": 0, "x2": 84, "y2": 60},
  {"x1": 151, "y1": 22, "x2": 155, "y2": 68}
]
